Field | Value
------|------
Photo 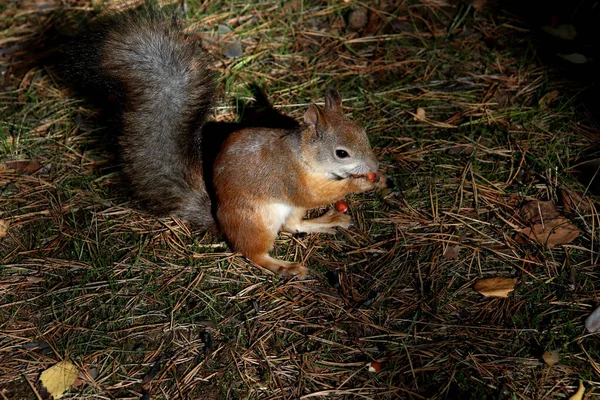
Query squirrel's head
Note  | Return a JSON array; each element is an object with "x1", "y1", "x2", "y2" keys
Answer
[{"x1": 302, "y1": 89, "x2": 379, "y2": 179}]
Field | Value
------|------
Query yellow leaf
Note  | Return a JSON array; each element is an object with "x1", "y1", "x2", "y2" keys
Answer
[
  {"x1": 40, "y1": 360, "x2": 79, "y2": 399},
  {"x1": 473, "y1": 277, "x2": 517, "y2": 298},
  {"x1": 569, "y1": 380, "x2": 585, "y2": 400},
  {"x1": 542, "y1": 350, "x2": 559, "y2": 366}
]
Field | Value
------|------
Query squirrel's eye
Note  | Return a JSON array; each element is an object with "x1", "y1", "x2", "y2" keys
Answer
[{"x1": 335, "y1": 149, "x2": 350, "y2": 159}]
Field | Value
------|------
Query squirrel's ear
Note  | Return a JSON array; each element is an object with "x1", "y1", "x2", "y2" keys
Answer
[
  {"x1": 324, "y1": 89, "x2": 342, "y2": 111},
  {"x1": 304, "y1": 104, "x2": 322, "y2": 139},
  {"x1": 304, "y1": 104, "x2": 319, "y2": 126}
]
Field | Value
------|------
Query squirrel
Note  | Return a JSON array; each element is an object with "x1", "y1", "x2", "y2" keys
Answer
[{"x1": 63, "y1": 5, "x2": 386, "y2": 279}]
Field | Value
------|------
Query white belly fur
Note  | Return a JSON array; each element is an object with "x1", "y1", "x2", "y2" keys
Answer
[{"x1": 263, "y1": 203, "x2": 293, "y2": 233}]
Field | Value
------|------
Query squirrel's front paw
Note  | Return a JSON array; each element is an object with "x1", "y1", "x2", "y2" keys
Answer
[
  {"x1": 323, "y1": 209, "x2": 352, "y2": 229},
  {"x1": 375, "y1": 173, "x2": 388, "y2": 190},
  {"x1": 353, "y1": 175, "x2": 377, "y2": 192},
  {"x1": 352, "y1": 172, "x2": 387, "y2": 192}
]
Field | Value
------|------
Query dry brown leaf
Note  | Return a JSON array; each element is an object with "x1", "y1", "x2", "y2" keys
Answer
[
  {"x1": 73, "y1": 377, "x2": 84, "y2": 388},
  {"x1": 443, "y1": 245, "x2": 461, "y2": 260},
  {"x1": 569, "y1": 380, "x2": 585, "y2": 400},
  {"x1": 539, "y1": 90, "x2": 561, "y2": 108},
  {"x1": 518, "y1": 201, "x2": 580, "y2": 247},
  {"x1": 447, "y1": 144, "x2": 474, "y2": 155},
  {"x1": 519, "y1": 218, "x2": 580, "y2": 247},
  {"x1": 4, "y1": 160, "x2": 42, "y2": 174},
  {"x1": 0, "y1": 220, "x2": 7, "y2": 239},
  {"x1": 26, "y1": 275, "x2": 44, "y2": 283},
  {"x1": 473, "y1": 277, "x2": 517, "y2": 298},
  {"x1": 520, "y1": 201, "x2": 560, "y2": 223},
  {"x1": 542, "y1": 350, "x2": 559, "y2": 366},
  {"x1": 560, "y1": 188, "x2": 595, "y2": 214},
  {"x1": 585, "y1": 305, "x2": 600, "y2": 333},
  {"x1": 414, "y1": 107, "x2": 426, "y2": 121}
]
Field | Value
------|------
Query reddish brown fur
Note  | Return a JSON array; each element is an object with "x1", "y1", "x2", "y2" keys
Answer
[{"x1": 213, "y1": 91, "x2": 384, "y2": 278}]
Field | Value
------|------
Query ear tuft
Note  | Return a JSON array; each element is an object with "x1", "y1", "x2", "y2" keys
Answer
[
  {"x1": 304, "y1": 104, "x2": 324, "y2": 139},
  {"x1": 324, "y1": 89, "x2": 342, "y2": 111},
  {"x1": 304, "y1": 104, "x2": 319, "y2": 126}
]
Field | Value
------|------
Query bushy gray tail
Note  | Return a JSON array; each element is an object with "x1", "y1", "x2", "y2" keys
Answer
[{"x1": 63, "y1": 5, "x2": 217, "y2": 230}]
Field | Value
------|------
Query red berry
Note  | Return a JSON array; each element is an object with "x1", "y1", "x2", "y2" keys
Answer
[
  {"x1": 335, "y1": 200, "x2": 349, "y2": 213},
  {"x1": 366, "y1": 172, "x2": 376, "y2": 183}
]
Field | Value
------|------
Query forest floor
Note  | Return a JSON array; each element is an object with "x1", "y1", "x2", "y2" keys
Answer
[{"x1": 1, "y1": 0, "x2": 599, "y2": 399}]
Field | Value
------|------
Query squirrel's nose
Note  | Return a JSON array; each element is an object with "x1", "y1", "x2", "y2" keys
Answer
[{"x1": 368, "y1": 157, "x2": 379, "y2": 173}]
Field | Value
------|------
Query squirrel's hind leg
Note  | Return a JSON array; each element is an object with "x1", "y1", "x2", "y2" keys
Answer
[
  {"x1": 284, "y1": 208, "x2": 351, "y2": 234},
  {"x1": 218, "y1": 204, "x2": 308, "y2": 279},
  {"x1": 250, "y1": 254, "x2": 308, "y2": 279}
]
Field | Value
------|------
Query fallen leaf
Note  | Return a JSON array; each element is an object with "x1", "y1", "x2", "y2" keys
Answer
[
  {"x1": 0, "y1": 220, "x2": 7, "y2": 239},
  {"x1": 414, "y1": 107, "x2": 426, "y2": 121},
  {"x1": 447, "y1": 144, "x2": 474, "y2": 155},
  {"x1": 557, "y1": 53, "x2": 589, "y2": 64},
  {"x1": 569, "y1": 380, "x2": 585, "y2": 400},
  {"x1": 5, "y1": 160, "x2": 42, "y2": 174},
  {"x1": 473, "y1": 277, "x2": 517, "y2": 298},
  {"x1": 542, "y1": 350, "x2": 559, "y2": 366},
  {"x1": 560, "y1": 188, "x2": 594, "y2": 213},
  {"x1": 494, "y1": 88, "x2": 514, "y2": 106},
  {"x1": 542, "y1": 24, "x2": 577, "y2": 40},
  {"x1": 539, "y1": 90, "x2": 561, "y2": 108},
  {"x1": 26, "y1": 275, "x2": 43, "y2": 283},
  {"x1": 40, "y1": 360, "x2": 79, "y2": 399},
  {"x1": 73, "y1": 377, "x2": 84, "y2": 388},
  {"x1": 443, "y1": 245, "x2": 461, "y2": 260},
  {"x1": 585, "y1": 305, "x2": 600, "y2": 333},
  {"x1": 520, "y1": 201, "x2": 560, "y2": 223},
  {"x1": 519, "y1": 218, "x2": 580, "y2": 247},
  {"x1": 518, "y1": 201, "x2": 580, "y2": 247}
]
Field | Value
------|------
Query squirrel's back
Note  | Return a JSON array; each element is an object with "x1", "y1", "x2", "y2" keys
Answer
[{"x1": 65, "y1": 7, "x2": 217, "y2": 230}]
